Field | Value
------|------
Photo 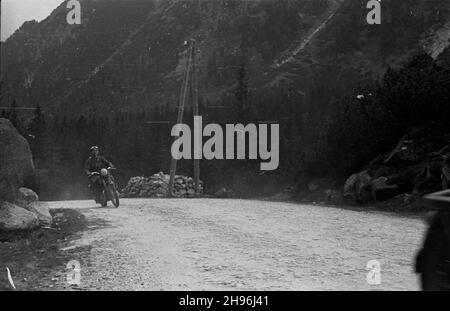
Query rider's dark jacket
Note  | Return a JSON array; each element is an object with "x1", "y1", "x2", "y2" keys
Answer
[{"x1": 84, "y1": 155, "x2": 114, "y2": 175}]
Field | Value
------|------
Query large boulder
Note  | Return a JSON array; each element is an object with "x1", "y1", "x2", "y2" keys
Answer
[
  {"x1": 0, "y1": 119, "x2": 35, "y2": 202},
  {"x1": 213, "y1": 187, "x2": 235, "y2": 198},
  {"x1": 0, "y1": 201, "x2": 39, "y2": 231},
  {"x1": 25, "y1": 202, "x2": 52, "y2": 227},
  {"x1": 343, "y1": 171, "x2": 373, "y2": 203},
  {"x1": 15, "y1": 187, "x2": 39, "y2": 208},
  {"x1": 354, "y1": 171, "x2": 372, "y2": 203},
  {"x1": 343, "y1": 173, "x2": 358, "y2": 199}
]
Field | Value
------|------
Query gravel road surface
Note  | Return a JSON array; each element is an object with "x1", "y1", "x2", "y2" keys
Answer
[{"x1": 47, "y1": 199, "x2": 426, "y2": 290}]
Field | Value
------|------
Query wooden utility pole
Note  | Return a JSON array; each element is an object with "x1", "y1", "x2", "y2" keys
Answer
[
  {"x1": 191, "y1": 40, "x2": 200, "y2": 195},
  {"x1": 168, "y1": 39, "x2": 201, "y2": 197}
]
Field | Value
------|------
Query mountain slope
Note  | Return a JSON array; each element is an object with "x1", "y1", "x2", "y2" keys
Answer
[{"x1": 1, "y1": 0, "x2": 449, "y2": 115}]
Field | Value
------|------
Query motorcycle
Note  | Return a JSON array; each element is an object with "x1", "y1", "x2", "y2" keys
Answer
[
  {"x1": 88, "y1": 167, "x2": 120, "y2": 208},
  {"x1": 416, "y1": 189, "x2": 450, "y2": 290}
]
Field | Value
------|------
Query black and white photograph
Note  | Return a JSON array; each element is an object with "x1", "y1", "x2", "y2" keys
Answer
[{"x1": 0, "y1": 0, "x2": 449, "y2": 293}]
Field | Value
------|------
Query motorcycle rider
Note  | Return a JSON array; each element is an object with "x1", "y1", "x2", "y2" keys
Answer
[{"x1": 85, "y1": 146, "x2": 115, "y2": 204}]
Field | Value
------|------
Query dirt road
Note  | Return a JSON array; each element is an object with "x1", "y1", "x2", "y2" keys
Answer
[{"x1": 38, "y1": 198, "x2": 426, "y2": 291}]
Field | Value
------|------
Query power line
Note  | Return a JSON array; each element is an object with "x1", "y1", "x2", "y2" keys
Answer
[
  {"x1": 57, "y1": 63, "x2": 153, "y2": 67},
  {"x1": 0, "y1": 107, "x2": 36, "y2": 110},
  {"x1": 144, "y1": 121, "x2": 171, "y2": 124}
]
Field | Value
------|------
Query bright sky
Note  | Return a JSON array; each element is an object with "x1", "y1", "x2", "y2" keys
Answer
[{"x1": 1, "y1": 0, "x2": 65, "y2": 41}]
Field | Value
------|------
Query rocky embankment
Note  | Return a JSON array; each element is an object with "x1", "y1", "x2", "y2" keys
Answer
[
  {"x1": 343, "y1": 126, "x2": 450, "y2": 207},
  {"x1": 121, "y1": 172, "x2": 203, "y2": 198},
  {"x1": 272, "y1": 126, "x2": 450, "y2": 211},
  {"x1": 0, "y1": 118, "x2": 53, "y2": 231}
]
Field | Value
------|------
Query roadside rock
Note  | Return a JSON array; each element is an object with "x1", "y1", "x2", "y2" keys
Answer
[
  {"x1": 269, "y1": 186, "x2": 295, "y2": 201},
  {"x1": 16, "y1": 187, "x2": 39, "y2": 208},
  {"x1": 355, "y1": 171, "x2": 372, "y2": 203},
  {"x1": 214, "y1": 187, "x2": 235, "y2": 198},
  {"x1": 308, "y1": 182, "x2": 319, "y2": 192},
  {"x1": 0, "y1": 201, "x2": 39, "y2": 231},
  {"x1": 394, "y1": 193, "x2": 417, "y2": 205},
  {"x1": 343, "y1": 171, "x2": 372, "y2": 203},
  {"x1": 371, "y1": 177, "x2": 399, "y2": 202},
  {"x1": 324, "y1": 189, "x2": 342, "y2": 204},
  {"x1": 25, "y1": 202, "x2": 52, "y2": 227},
  {"x1": 343, "y1": 173, "x2": 358, "y2": 199},
  {"x1": 343, "y1": 125, "x2": 450, "y2": 205},
  {"x1": 0, "y1": 118, "x2": 35, "y2": 203}
]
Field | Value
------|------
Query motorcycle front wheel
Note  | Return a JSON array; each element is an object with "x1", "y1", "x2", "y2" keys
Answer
[
  {"x1": 100, "y1": 192, "x2": 107, "y2": 207},
  {"x1": 106, "y1": 184, "x2": 120, "y2": 207}
]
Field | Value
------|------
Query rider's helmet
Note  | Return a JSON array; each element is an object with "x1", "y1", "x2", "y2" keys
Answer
[
  {"x1": 90, "y1": 145, "x2": 99, "y2": 156},
  {"x1": 90, "y1": 146, "x2": 99, "y2": 157}
]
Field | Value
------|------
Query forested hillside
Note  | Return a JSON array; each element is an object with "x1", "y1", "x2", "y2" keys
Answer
[{"x1": 1, "y1": 0, "x2": 449, "y2": 200}]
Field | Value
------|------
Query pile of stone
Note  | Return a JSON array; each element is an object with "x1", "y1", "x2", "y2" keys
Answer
[{"x1": 121, "y1": 172, "x2": 203, "y2": 198}]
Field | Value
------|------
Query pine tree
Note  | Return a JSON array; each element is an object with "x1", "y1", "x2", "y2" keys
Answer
[
  {"x1": 0, "y1": 80, "x2": 3, "y2": 111},
  {"x1": 233, "y1": 63, "x2": 250, "y2": 122},
  {"x1": 29, "y1": 105, "x2": 46, "y2": 135}
]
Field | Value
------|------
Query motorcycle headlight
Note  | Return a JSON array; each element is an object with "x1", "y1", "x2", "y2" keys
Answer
[{"x1": 100, "y1": 168, "x2": 108, "y2": 176}]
